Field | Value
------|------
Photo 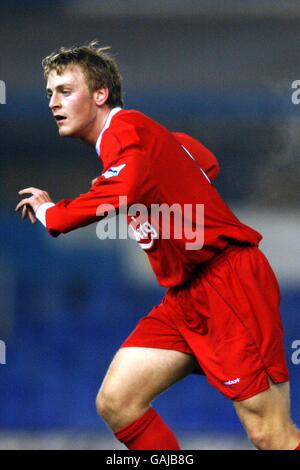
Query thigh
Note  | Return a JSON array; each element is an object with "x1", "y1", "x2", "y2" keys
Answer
[
  {"x1": 99, "y1": 347, "x2": 198, "y2": 406},
  {"x1": 234, "y1": 379, "x2": 291, "y2": 426}
]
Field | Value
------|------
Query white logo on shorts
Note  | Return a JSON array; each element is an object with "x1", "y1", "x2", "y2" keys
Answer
[{"x1": 224, "y1": 377, "x2": 240, "y2": 386}]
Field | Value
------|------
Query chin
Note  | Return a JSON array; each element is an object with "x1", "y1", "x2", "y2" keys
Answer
[{"x1": 58, "y1": 128, "x2": 75, "y2": 137}]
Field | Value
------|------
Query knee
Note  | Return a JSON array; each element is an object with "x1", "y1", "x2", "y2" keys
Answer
[
  {"x1": 95, "y1": 388, "x2": 122, "y2": 423},
  {"x1": 246, "y1": 424, "x2": 271, "y2": 450},
  {"x1": 246, "y1": 420, "x2": 298, "y2": 450},
  {"x1": 95, "y1": 386, "x2": 148, "y2": 429}
]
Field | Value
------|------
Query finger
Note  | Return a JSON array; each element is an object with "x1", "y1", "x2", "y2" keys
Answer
[
  {"x1": 15, "y1": 199, "x2": 30, "y2": 212},
  {"x1": 27, "y1": 207, "x2": 37, "y2": 224},
  {"x1": 20, "y1": 203, "x2": 36, "y2": 223},
  {"x1": 22, "y1": 205, "x2": 28, "y2": 220},
  {"x1": 18, "y1": 187, "x2": 40, "y2": 196}
]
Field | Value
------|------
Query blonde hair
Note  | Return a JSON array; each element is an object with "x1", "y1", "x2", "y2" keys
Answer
[{"x1": 42, "y1": 40, "x2": 123, "y2": 108}]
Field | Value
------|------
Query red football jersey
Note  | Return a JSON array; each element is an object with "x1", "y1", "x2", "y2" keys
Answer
[
  {"x1": 45, "y1": 109, "x2": 262, "y2": 287},
  {"x1": 172, "y1": 132, "x2": 220, "y2": 182}
]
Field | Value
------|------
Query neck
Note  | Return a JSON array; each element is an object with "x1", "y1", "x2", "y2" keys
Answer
[{"x1": 80, "y1": 105, "x2": 112, "y2": 147}]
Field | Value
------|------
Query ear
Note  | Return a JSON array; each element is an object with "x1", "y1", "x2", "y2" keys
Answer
[{"x1": 94, "y1": 87, "x2": 109, "y2": 107}]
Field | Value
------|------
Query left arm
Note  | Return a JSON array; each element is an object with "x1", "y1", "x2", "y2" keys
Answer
[{"x1": 172, "y1": 132, "x2": 220, "y2": 181}]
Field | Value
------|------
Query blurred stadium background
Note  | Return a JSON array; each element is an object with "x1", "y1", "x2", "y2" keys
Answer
[{"x1": 0, "y1": 0, "x2": 299, "y2": 450}]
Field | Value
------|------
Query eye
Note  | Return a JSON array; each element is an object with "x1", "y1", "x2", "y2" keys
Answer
[{"x1": 62, "y1": 90, "x2": 71, "y2": 96}]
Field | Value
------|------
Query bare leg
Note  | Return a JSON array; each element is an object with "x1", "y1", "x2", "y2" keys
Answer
[
  {"x1": 96, "y1": 347, "x2": 197, "y2": 431},
  {"x1": 234, "y1": 379, "x2": 300, "y2": 450}
]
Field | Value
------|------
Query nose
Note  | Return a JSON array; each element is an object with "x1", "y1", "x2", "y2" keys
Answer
[{"x1": 49, "y1": 92, "x2": 61, "y2": 110}]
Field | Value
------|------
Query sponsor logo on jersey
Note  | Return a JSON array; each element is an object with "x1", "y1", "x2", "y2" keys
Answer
[
  {"x1": 102, "y1": 163, "x2": 126, "y2": 179},
  {"x1": 129, "y1": 217, "x2": 158, "y2": 250},
  {"x1": 224, "y1": 377, "x2": 240, "y2": 386}
]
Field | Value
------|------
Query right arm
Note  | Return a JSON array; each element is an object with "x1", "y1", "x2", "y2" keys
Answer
[{"x1": 16, "y1": 145, "x2": 147, "y2": 237}]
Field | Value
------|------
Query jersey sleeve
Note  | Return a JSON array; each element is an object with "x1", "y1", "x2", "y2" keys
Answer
[
  {"x1": 172, "y1": 132, "x2": 220, "y2": 181},
  {"x1": 45, "y1": 130, "x2": 148, "y2": 237}
]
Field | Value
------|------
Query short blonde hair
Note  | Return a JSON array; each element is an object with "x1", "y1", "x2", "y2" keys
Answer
[{"x1": 42, "y1": 40, "x2": 123, "y2": 108}]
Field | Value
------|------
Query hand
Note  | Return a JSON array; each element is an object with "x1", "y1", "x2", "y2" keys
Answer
[{"x1": 15, "y1": 187, "x2": 53, "y2": 223}]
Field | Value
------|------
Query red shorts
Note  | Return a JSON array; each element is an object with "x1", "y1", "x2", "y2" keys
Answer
[{"x1": 121, "y1": 245, "x2": 289, "y2": 401}]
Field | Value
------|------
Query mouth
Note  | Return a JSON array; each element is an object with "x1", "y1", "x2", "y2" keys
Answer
[{"x1": 54, "y1": 115, "x2": 67, "y2": 124}]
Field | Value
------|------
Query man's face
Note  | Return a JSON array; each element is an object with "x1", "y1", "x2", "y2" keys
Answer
[{"x1": 46, "y1": 65, "x2": 97, "y2": 138}]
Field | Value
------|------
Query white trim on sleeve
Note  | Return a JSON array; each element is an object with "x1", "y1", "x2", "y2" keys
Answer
[{"x1": 35, "y1": 202, "x2": 55, "y2": 227}]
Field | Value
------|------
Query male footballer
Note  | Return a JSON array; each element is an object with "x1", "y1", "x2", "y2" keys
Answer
[{"x1": 16, "y1": 41, "x2": 300, "y2": 450}]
